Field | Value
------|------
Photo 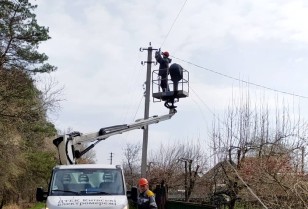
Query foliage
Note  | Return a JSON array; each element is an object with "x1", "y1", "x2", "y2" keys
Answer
[
  {"x1": 0, "y1": 71, "x2": 57, "y2": 205},
  {"x1": 0, "y1": 0, "x2": 58, "y2": 207},
  {"x1": 0, "y1": 0, "x2": 56, "y2": 73},
  {"x1": 28, "y1": 202, "x2": 45, "y2": 209},
  {"x1": 26, "y1": 151, "x2": 57, "y2": 184}
]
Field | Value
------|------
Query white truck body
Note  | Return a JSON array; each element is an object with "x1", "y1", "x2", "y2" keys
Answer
[
  {"x1": 44, "y1": 164, "x2": 129, "y2": 209},
  {"x1": 37, "y1": 109, "x2": 178, "y2": 209}
]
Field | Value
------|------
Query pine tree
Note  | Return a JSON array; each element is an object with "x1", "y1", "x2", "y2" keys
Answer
[{"x1": 0, "y1": 0, "x2": 56, "y2": 73}]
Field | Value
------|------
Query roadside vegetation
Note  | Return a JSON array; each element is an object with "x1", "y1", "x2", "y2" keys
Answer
[{"x1": 0, "y1": 0, "x2": 59, "y2": 208}]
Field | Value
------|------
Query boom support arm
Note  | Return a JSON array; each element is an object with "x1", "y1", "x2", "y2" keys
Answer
[{"x1": 53, "y1": 109, "x2": 177, "y2": 165}]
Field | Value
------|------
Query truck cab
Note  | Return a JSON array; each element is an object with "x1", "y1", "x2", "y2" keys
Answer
[{"x1": 37, "y1": 164, "x2": 137, "y2": 209}]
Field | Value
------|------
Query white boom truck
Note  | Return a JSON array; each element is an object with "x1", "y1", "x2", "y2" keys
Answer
[{"x1": 36, "y1": 109, "x2": 177, "y2": 209}]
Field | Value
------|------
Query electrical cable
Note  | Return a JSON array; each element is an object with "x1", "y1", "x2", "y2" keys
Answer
[
  {"x1": 173, "y1": 56, "x2": 308, "y2": 99},
  {"x1": 190, "y1": 86, "x2": 219, "y2": 120},
  {"x1": 121, "y1": 54, "x2": 144, "y2": 123},
  {"x1": 120, "y1": 84, "x2": 144, "y2": 146},
  {"x1": 160, "y1": 0, "x2": 188, "y2": 49},
  {"x1": 189, "y1": 85, "x2": 238, "y2": 148},
  {"x1": 190, "y1": 96, "x2": 210, "y2": 128},
  {"x1": 132, "y1": 93, "x2": 144, "y2": 121}
]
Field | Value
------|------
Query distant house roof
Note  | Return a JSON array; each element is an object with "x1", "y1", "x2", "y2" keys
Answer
[{"x1": 202, "y1": 160, "x2": 237, "y2": 183}]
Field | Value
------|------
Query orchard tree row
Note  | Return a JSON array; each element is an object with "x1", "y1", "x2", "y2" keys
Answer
[{"x1": 122, "y1": 93, "x2": 308, "y2": 209}]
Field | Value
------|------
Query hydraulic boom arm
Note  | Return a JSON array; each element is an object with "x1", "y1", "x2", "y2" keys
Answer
[{"x1": 53, "y1": 109, "x2": 177, "y2": 165}]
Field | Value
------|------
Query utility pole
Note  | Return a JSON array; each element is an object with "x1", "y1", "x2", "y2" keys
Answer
[
  {"x1": 179, "y1": 157, "x2": 192, "y2": 201},
  {"x1": 140, "y1": 42, "x2": 157, "y2": 178},
  {"x1": 302, "y1": 146, "x2": 305, "y2": 174},
  {"x1": 184, "y1": 160, "x2": 188, "y2": 201}
]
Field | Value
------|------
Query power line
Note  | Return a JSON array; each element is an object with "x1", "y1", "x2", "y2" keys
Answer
[
  {"x1": 160, "y1": 0, "x2": 188, "y2": 48},
  {"x1": 121, "y1": 55, "x2": 144, "y2": 123},
  {"x1": 189, "y1": 86, "x2": 239, "y2": 147},
  {"x1": 156, "y1": 0, "x2": 307, "y2": 100},
  {"x1": 132, "y1": 93, "x2": 144, "y2": 121},
  {"x1": 173, "y1": 56, "x2": 308, "y2": 99}
]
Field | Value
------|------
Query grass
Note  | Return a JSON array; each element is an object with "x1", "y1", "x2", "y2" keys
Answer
[{"x1": 28, "y1": 202, "x2": 45, "y2": 209}]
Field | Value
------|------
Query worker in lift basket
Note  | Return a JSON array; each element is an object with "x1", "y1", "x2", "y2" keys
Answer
[
  {"x1": 155, "y1": 49, "x2": 172, "y2": 92},
  {"x1": 137, "y1": 178, "x2": 158, "y2": 209}
]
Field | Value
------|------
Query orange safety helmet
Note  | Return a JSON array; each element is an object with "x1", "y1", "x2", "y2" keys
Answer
[
  {"x1": 162, "y1": 51, "x2": 169, "y2": 57},
  {"x1": 138, "y1": 178, "x2": 148, "y2": 186}
]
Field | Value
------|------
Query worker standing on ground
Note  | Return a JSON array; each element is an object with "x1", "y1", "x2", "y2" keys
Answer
[
  {"x1": 137, "y1": 178, "x2": 158, "y2": 209},
  {"x1": 155, "y1": 49, "x2": 172, "y2": 92}
]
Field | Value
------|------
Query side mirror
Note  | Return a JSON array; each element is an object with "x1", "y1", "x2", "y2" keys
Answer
[
  {"x1": 36, "y1": 187, "x2": 47, "y2": 202},
  {"x1": 127, "y1": 186, "x2": 138, "y2": 202}
]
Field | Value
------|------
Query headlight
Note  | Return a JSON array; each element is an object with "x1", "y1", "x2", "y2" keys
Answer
[{"x1": 122, "y1": 205, "x2": 128, "y2": 209}]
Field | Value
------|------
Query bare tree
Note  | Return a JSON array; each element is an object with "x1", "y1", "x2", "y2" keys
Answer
[
  {"x1": 209, "y1": 91, "x2": 308, "y2": 209},
  {"x1": 148, "y1": 140, "x2": 208, "y2": 202},
  {"x1": 122, "y1": 142, "x2": 141, "y2": 188},
  {"x1": 35, "y1": 75, "x2": 64, "y2": 115}
]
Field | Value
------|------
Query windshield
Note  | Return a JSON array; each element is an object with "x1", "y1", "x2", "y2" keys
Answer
[{"x1": 49, "y1": 168, "x2": 125, "y2": 196}]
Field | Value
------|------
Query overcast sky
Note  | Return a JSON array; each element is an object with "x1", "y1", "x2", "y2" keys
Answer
[{"x1": 32, "y1": 0, "x2": 308, "y2": 166}]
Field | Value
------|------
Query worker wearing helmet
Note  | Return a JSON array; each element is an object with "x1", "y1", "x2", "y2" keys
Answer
[
  {"x1": 155, "y1": 49, "x2": 172, "y2": 92},
  {"x1": 137, "y1": 178, "x2": 157, "y2": 209}
]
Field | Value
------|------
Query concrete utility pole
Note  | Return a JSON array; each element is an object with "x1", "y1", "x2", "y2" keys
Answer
[
  {"x1": 140, "y1": 42, "x2": 157, "y2": 178},
  {"x1": 179, "y1": 157, "x2": 193, "y2": 201}
]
